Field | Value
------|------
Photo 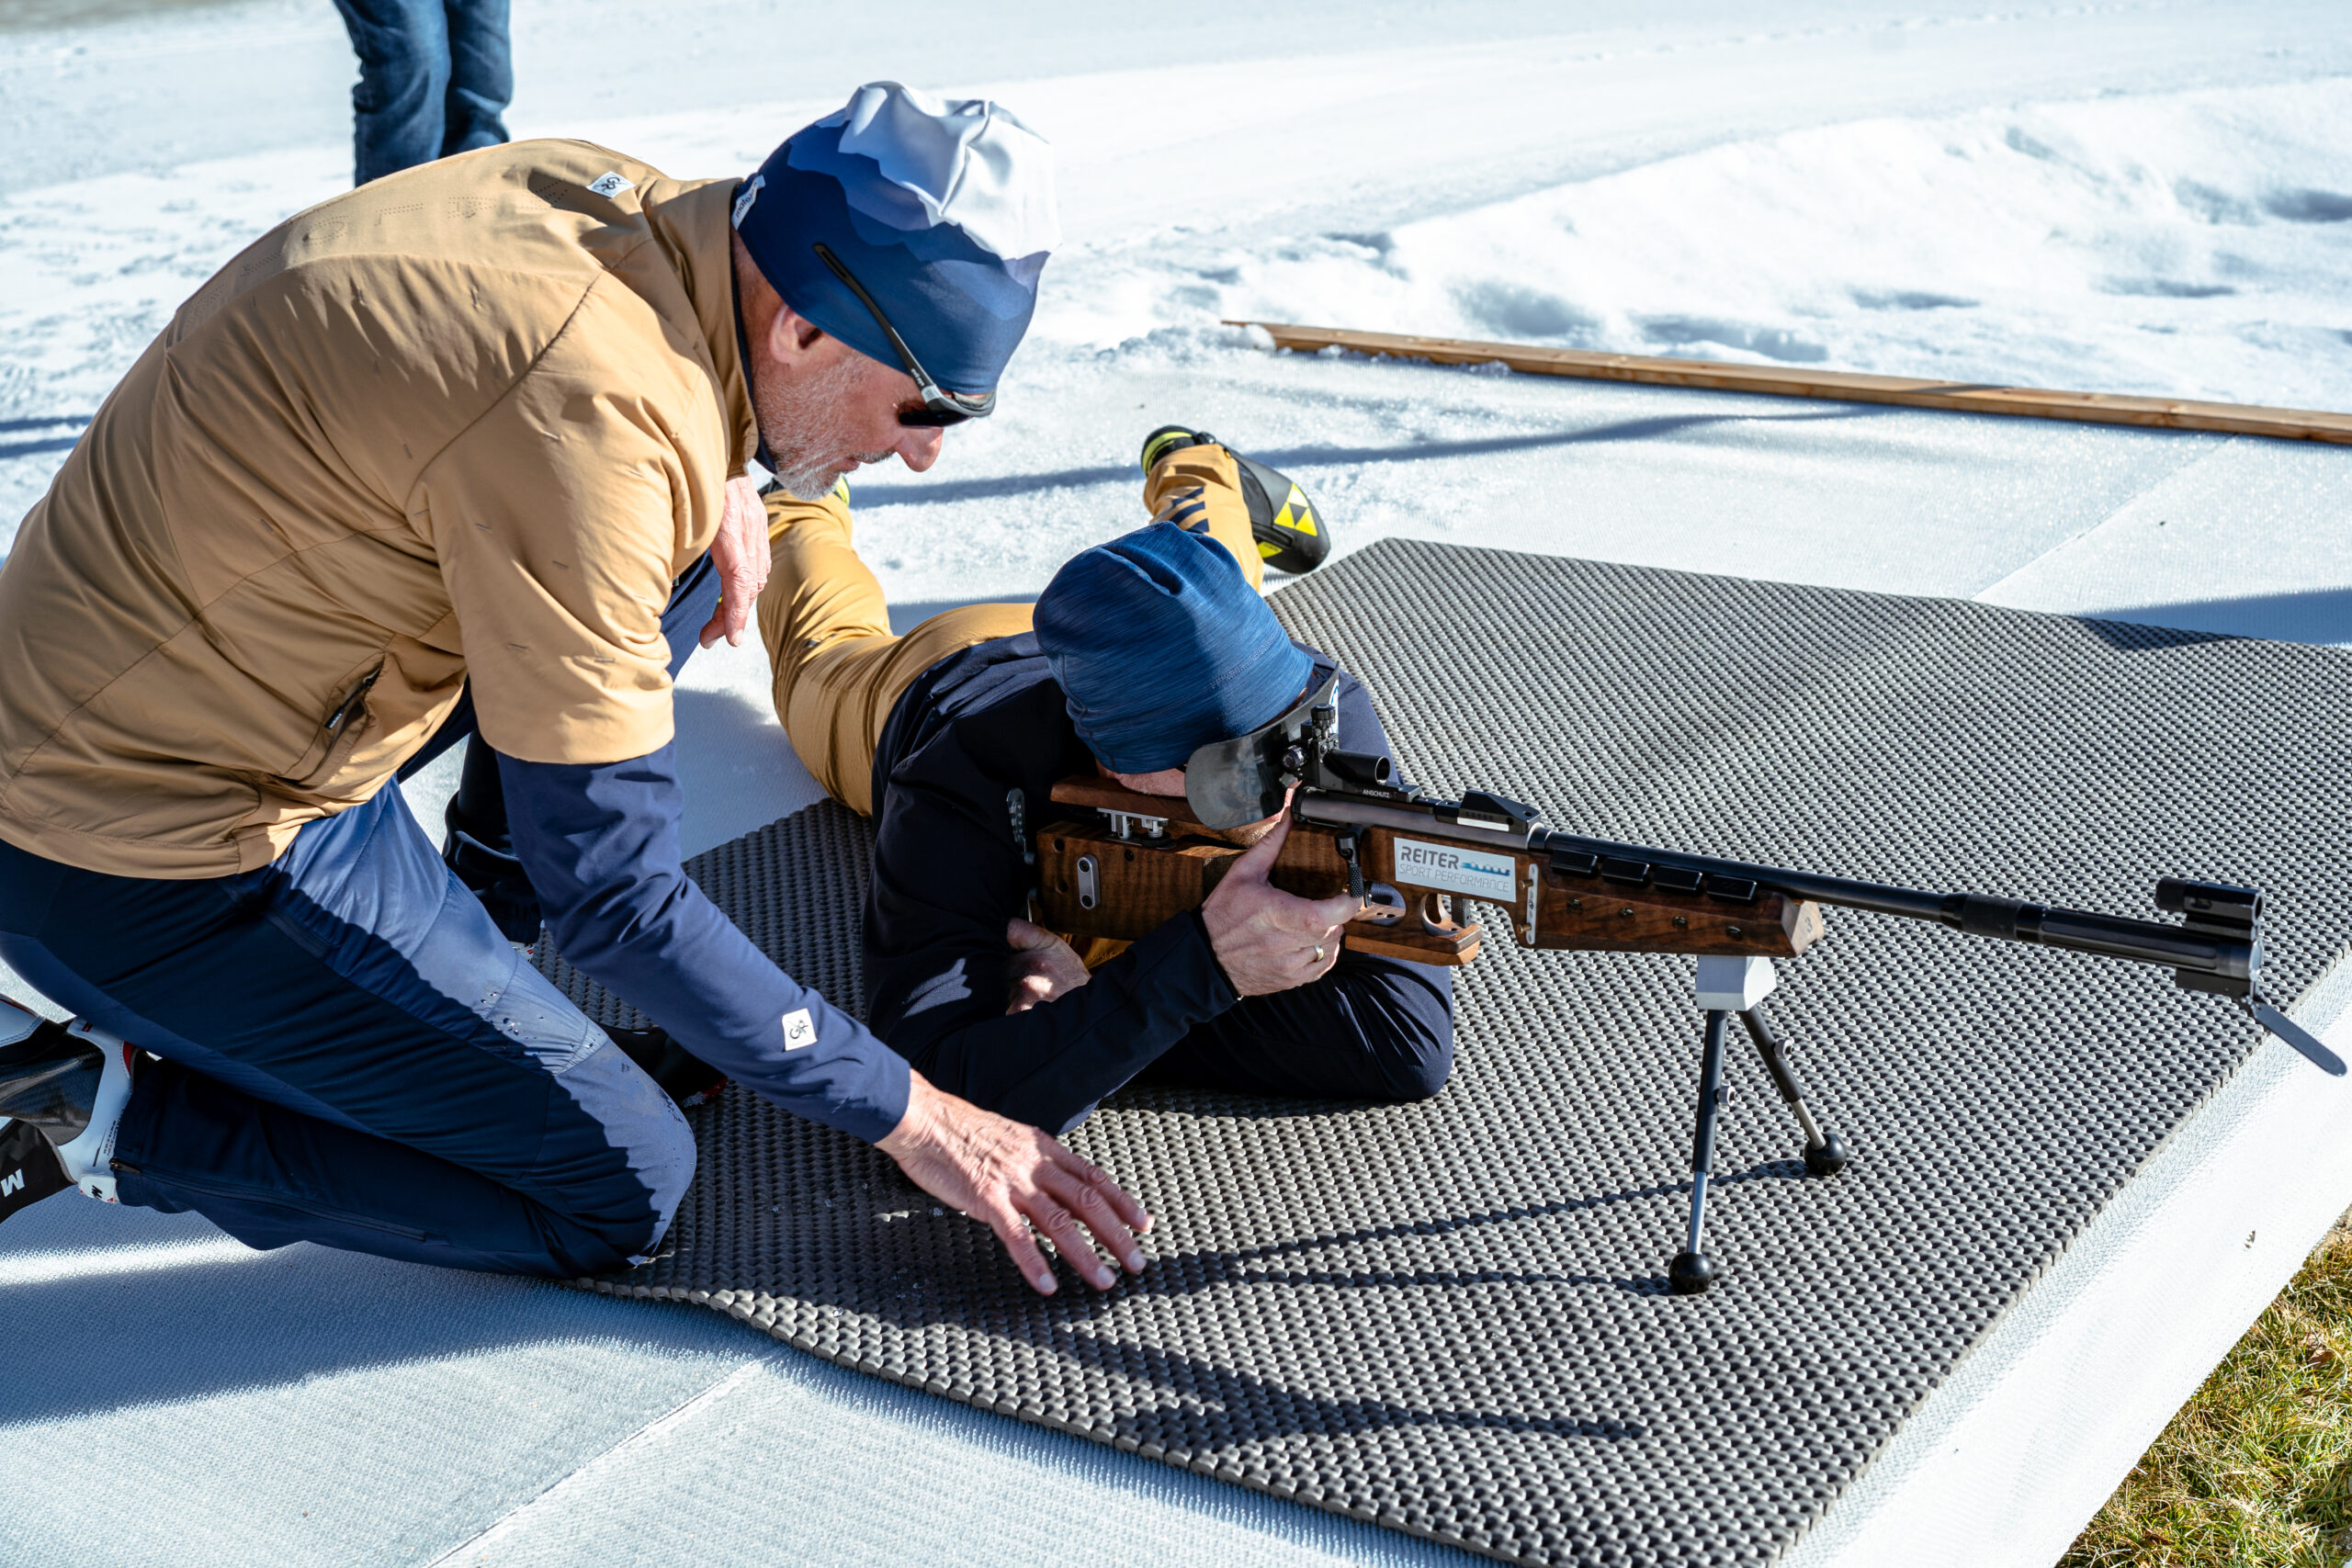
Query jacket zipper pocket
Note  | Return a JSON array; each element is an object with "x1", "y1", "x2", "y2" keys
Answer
[{"x1": 324, "y1": 664, "x2": 382, "y2": 736}]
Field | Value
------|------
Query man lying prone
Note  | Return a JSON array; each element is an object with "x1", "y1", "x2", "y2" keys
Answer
[{"x1": 756, "y1": 428, "x2": 1455, "y2": 1134}]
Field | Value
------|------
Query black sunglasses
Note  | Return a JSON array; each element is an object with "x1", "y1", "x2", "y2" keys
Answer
[{"x1": 812, "y1": 243, "x2": 995, "y2": 427}]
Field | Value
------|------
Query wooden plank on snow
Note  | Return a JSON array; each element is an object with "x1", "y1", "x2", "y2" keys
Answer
[{"x1": 1228, "y1": 321, "x2": 2352, "y2": 446}]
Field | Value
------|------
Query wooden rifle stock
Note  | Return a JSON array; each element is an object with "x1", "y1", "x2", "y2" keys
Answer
[
  {"x1": 1028, "y1": 771, "x2": 2324, "y2": 1297},
  {"x1": 1034, "y1": 777, "x2": 1826, "y2": 966}
]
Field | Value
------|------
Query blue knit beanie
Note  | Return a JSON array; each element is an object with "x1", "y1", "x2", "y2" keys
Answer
[
  {"x1": 1034, "y1": 522, "x2": 1316, "y2": 774},
  {"x1": 731, "y1": 83, "x2": 1057, "y2": 396}
]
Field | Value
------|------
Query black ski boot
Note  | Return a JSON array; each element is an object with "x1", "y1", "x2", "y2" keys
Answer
[
  {"x1": 1, "y1": 995, "x2": 140, "y2": 1220},
  {"x1": 1140, "y1": 425, "x2": 1329, "y2": 575}
]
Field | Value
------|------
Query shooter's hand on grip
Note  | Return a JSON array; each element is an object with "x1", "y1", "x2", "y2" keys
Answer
[
  {"x1": 876, "y1": 1072, "x2": 1152, "y2": 1295},
  {"x1": 1201, "y1": 811, "x2": 1363, "y2": 996},
  {"x1": 1005, "y1": 918, "x2": 1091, "y2": 1013}
]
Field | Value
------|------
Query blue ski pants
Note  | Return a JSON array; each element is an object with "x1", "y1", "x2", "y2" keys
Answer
[{"x1": 0, "y1": 561, "x2": 722, "y2": 1277}]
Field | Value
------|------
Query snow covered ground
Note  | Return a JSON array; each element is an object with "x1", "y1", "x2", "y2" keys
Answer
[{"x1": 5, "y1": 2, "x2": 2352, "y2": 1563}]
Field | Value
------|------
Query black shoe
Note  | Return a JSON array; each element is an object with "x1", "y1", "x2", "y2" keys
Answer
[
  {"x1": 1139, "y1": 425, "x2": 1330, "y2": 575},
  {"x1": 444, "y1": 799, "x2": 544, "y2": 949},
  {"x1": 606, "y1": 1025, "x2": 729, "y2": 1109},
  {"x1": 0, "y1": 995, "x2": 138, "y2": 1219}
]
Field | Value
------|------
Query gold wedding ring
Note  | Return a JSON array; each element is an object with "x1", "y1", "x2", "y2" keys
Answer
[{"x1": 1311, "y1": 944, "x2": 1326, "y2": 964}]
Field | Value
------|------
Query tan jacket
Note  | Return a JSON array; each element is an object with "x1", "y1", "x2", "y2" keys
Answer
[{"x1": 0, "y1": 141, "x2": 756, "y2": 878}]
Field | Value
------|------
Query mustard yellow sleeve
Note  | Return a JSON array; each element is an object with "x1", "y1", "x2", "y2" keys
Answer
[{"x1": 415, "y1": 325, "x2": 703, "y2": 767}]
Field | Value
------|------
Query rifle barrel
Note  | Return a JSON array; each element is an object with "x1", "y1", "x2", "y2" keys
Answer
[{"x1": 1534, "y1": 829, "x2": 2251, "y2": 984}]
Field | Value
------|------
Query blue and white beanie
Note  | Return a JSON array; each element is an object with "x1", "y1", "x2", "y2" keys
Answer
[{"x1": 732, "y1": 83, "x2": 1059, "y2": 396}]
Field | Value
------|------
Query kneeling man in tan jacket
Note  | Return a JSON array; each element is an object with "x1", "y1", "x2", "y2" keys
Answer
[{"x1": 0, "y1": 84, "x2": 1148, "y2": 1298}]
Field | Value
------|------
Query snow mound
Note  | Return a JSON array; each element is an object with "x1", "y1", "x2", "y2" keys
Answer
[
  {"x1": 1058, "y1": 78, "x2": 2352, "y2": 409},
  {"x1": 7, "y1": 73, "x2": 2352, "y2": 559}
]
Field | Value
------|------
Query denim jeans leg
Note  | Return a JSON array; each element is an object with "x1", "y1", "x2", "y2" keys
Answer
[
  {"x1": 440, "y1": 0, "x2": 513, "y2": 157},
  {"x1": 333, "y1": 0, "x2": 451, "y2": 185}
]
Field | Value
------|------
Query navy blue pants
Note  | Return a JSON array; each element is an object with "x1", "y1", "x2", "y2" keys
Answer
[
  {"x1": 0, "y1": 561, "x2": 722, "y2": 1277},
  {"x1": 333, "y1": 0, "x2": 512, "y2": 186}
]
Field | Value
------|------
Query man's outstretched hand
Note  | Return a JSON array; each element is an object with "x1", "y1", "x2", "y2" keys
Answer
[
  {"x1": 876, "y1": 1072, "x2": 1151, "y2": 1295},
  {"x1": 1200, "y1": 810, "x2": 1362, "y2": 997},
  {"x1": 698, "y1": 474, "x2": 773, "y2": 649}
]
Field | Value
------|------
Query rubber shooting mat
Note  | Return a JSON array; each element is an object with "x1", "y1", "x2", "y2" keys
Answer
[{"x1": 538, "y1": 541, "x2": 2352, "y2": 1567}]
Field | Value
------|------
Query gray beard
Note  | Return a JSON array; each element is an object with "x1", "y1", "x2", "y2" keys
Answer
[{"x1": 754, "y1": 352, "x2": 888, "y2": 500}]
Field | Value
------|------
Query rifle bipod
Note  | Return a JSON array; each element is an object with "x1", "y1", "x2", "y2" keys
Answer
[{"x1": 1669, "y1": 957, "x2": 1852, "y2": 1295}]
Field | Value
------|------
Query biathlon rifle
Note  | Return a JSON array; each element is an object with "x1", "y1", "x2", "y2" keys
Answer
[{"x1": 1025, "y1": 674, "x2": 2344, "y2": 1294}]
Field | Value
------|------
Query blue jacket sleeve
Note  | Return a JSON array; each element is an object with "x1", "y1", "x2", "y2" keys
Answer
[
  {"x1": 879, "y1": 902, "x2": 1242, "y2": 1137},
  {"x1": 498, "y1": 744, "x2": 910, "y2": 1145}
]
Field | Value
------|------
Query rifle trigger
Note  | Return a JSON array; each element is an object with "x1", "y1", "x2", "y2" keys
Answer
[{"x1": 1336, "y1": 828, "x2": 1365, "y2": 902}]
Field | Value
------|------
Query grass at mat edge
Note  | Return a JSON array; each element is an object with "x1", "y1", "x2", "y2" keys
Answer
[{"x1": 2063, "y1": 1216, "x2": 2352, "y2": 1567}]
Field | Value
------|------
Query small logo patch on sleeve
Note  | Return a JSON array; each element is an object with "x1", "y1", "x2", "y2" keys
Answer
[
  {"x1": 586, "y1": 172, "x2": 635, "y2": 198},
  {"x1": 781, "y1": 1008, "x2": 818, "y2": 1051}
]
